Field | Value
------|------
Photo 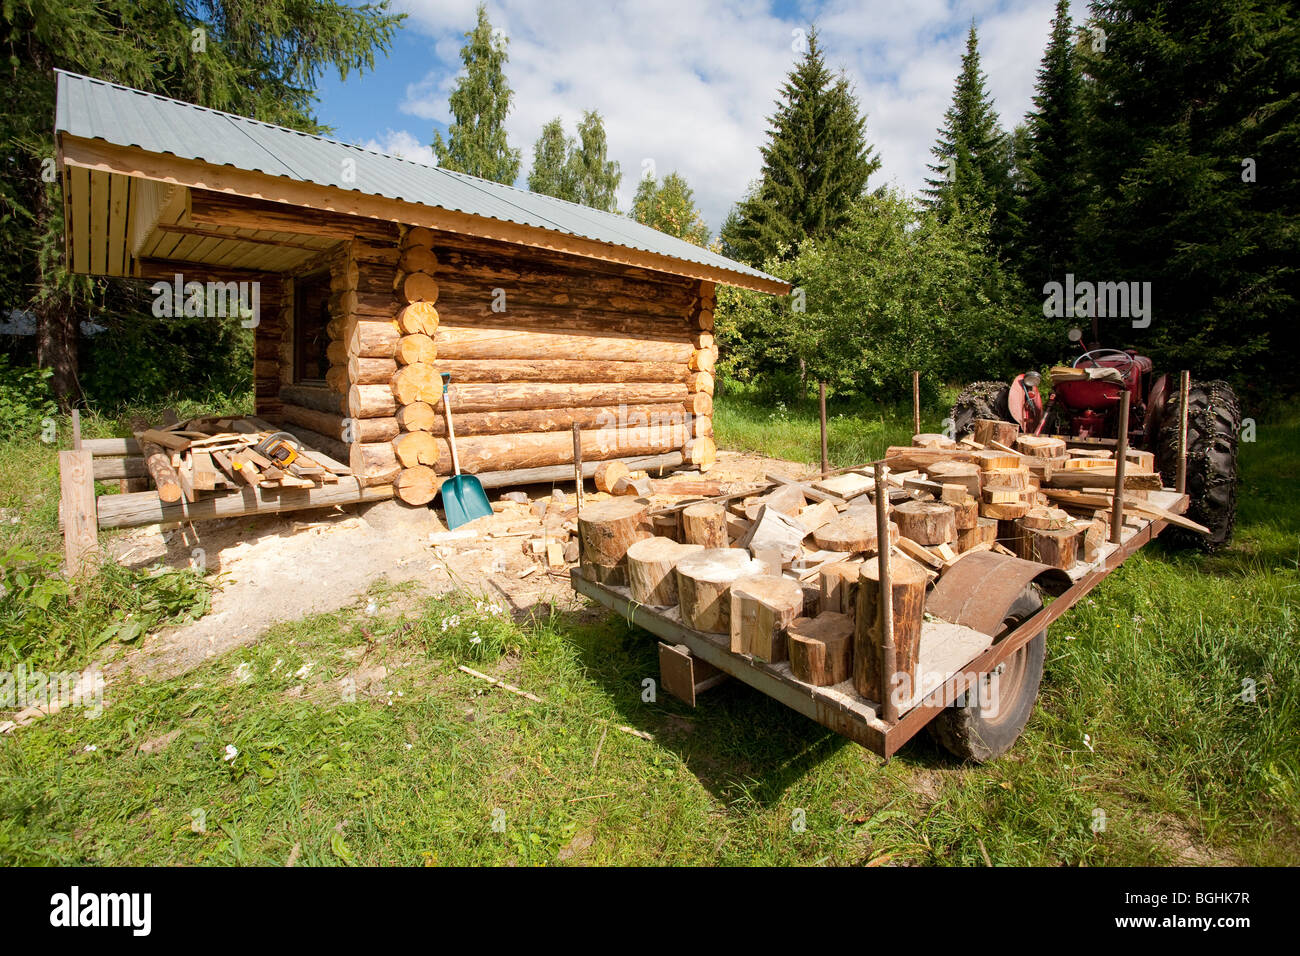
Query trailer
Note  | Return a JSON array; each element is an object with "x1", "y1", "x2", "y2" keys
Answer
[{"x1": 571, "y1": 485, "x2": 1190, "y2": 761}]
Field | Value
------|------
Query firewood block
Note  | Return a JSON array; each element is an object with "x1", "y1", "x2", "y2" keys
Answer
[
  {"x1": 626, "y1": 537, "x2": 703, "y2": 606},
  {"x1": 788, "y1": 612, "x2": 854, "y2": 686},
  {"x1": 729, "y1": 574, "x2": 804, "y2": 661},
  {"x1": 893, "y1": 500, "x2": 957, "y2": 546},
  {"x1": 854, "y1": 555, "x2": 928, "y2": 704},
  {"x1": 676, "y1": 548, "x2": 766, "y2": 634}
]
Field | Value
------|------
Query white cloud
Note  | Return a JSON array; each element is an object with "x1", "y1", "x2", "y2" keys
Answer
[
  {"x1": 359, "y1": 129, "x2": 438, "y2": 167},
  {"x1": 383, "y1": 0, "x2": 1060, "y2": 231}
]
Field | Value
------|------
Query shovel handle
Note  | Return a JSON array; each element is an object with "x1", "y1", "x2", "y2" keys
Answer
[{"x1": 441, "y1": 373, "x2": 462, "y2": 477}]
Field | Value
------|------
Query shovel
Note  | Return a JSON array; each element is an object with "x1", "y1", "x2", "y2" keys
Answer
[{"x1": 437, "y1": 372, "x2": 492, "y2": 529}]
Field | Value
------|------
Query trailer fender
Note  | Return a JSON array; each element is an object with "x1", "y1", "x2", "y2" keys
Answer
[{"x1": 927, "y1": 551, "x2": 1071, "y2": 636}]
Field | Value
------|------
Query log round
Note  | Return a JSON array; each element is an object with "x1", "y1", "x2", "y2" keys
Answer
[
  {"x1": 594, "y1": 459, "x2": 629, "y2": 494},
  {"x1": 973, "y1": 418, "x2": 1019, "y2": 449},
  {"x1": 683, "y1": 436, "x2": 717, "y2": 471},
  {"x1": 675, "y1": 549, "x2": 767, "y2": 634},
  {"x1": 578, "y1": 498, "x2": 649, "y2": 572},
  {"x1": 396, "y1": 333, "x2": 437, "y2": 366},
  {"x1": 854, "y1": 555, "x2": 928, "y2": 704},
  {"x1": 392, "y1": 430, "x2": 440, "y2": 468},
  {"x1": 687, "y1": 371, "x2": 714, "y2": 395},
  {"x1": 788, "y1": 612, "x2": 854, "y2": 686},
  {"x1": 681, "y1": 502, "x2": 728, "y2": 548},
  {"x1": 813, "y1": 515, "x2": 899, "y2": 553},
  {"x1": 729, "y1": 574, "x2": 804, "y2": 662},
  {"x1": 1015, "y1": 435, "x2": 1068, "y2": 458},
  {"x1": 399, "y1": 245, "x2": 439, "y2": 275},
  {"x1": 696, "y1": 309, "x2": 714, "y2": 331},
  {"x1": 402, "y1": 226, "x2": 435, "y2": 249},
  {"x1": 626, "y1": 537, "x2": 703, "y2": 606},
  {"x1": 1013, "y1": 524, "x2": 1079, "y2": 569},
  {"x1": 396, "y1": 402, "x2": 437, "y2": 432},
  {"x1": 819, "y1": 561, "x2": 864, "y2": 618},
  {"x1": 397, "y1": 272, "x2": 439, "y2": 305},
  {"x1": 392, "y1": 363, "x2": 441, "y2": 406},
  {"x1": 912, "y1": 433, "x2": 958, "y2": 449},
  {"x1": 924, "y1": 460, "x2": 981, "y2": 496},
  {"x1": 950, "y1": 495, "x2": 979, "y2": 531},
  {"x1": 397, "y1": 302, "x2": 441, "y2": 336},
  {"x1": 394, "y1": 465, "x2": 440, "y2": 505},
  {"x1": 1020, "y1": 505, "x2": 1071, "y2": 530},
  {"x1": 893, "y1": 500, "x2": 957, "y2": 546}
]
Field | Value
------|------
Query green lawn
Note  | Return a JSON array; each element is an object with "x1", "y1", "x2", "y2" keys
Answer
[{"x1": 0, "y1": 390, "x2": 1296, "y2": 865}]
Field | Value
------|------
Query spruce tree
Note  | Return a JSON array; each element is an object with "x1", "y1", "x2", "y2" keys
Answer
[
  {"x1": 720, "y1": 27, "x2": 879, "y2": 265},
  {"x1": 432, "y1": 4, "x2": 522, "y2": 184},
  {"x1": 1017, "y1": 0, "x2": 1085, "y2": 288},
  {"x1": 1077, "y1": 0, "x2": 1300, "y2": 384},
  {"x1": 923, "y1": 24, "x2": 1015, "y2": 247}
]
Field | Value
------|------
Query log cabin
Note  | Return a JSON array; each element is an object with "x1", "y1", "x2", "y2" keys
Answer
[{"x1": 54, "y1": 71, "x2": 789, "y2": 507}]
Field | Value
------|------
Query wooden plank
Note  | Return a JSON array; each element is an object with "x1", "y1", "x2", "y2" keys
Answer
[
  {"x1": 94, "y1": 479, "x2": 392, "y2": 529},
  {"x1": 60, "y1": 449, "x2": 99, "y2": 575}
]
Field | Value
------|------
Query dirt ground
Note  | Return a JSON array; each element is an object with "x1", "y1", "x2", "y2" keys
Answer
[{"x1": 106, "y1": 451, "x2": 810, "y2": 680}]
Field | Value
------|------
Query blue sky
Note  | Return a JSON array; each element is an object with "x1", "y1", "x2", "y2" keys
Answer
[{"x1": 314, "y1": 0, "x2": 1063, "y2": 232}]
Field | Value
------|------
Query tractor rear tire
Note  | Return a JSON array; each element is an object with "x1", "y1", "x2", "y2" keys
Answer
[
  {"x1": 951, "y1": 381, "x2": 1012, "y2": 440},
  {"x1": 1155, "y1": 380, "x2": 1241, "y2": 552},
  {"x1": 927, "y1": 586, "x2": 1045, "y2": 763}
]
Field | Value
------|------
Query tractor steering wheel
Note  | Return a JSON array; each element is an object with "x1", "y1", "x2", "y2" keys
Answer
[{"x1": 1073, "y1": 348, "x2": 1136, "y2": 372}]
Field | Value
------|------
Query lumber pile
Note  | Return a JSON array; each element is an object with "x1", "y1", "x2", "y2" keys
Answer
[{"x1": 94, "y1": 414, "x2": 353, "y2": 506}]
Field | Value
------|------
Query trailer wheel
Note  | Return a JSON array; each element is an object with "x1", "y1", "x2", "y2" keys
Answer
[
  {"x1": 1155, "y1": 379, "x2": 1241, "y2": 552},
  {"x1": 951, "y1": 381, "x2": 1012, "y2": 440},
  {"x1": 928, "y1": 586, "x2": 1045, "y2": 762}
]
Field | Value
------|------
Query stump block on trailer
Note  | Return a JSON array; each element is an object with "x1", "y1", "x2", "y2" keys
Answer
[
  {"x1": 657, "y1": 642, "x2": 728, "y2": 707},
  {"x1": 729, "y1": 574, "x2": 804, "y2": 662},
  {"x1": 893, "y1": 500, "x2": 956, "y2": 546},
  {"x1": 788, "y1": 612, "x2": 854, "y2": 686},
  {"x1": 854, "y1": 555, "x2": 928, "y2": 704},
  {"x1": 675, "y1": 548, "x2": 767, "y2": 634},
  {"x1": 681, "y1": 502, "x2": 728, "y2": 548},
  {"x1": 626, "y1": 537, "x2": 703, "y2": 606},
  {"x1": 973, "y1": 418, "x2": 1019, "y2": 449},
  {"x1": 578, "y1": 498, "x2": 650, "y2": 584}
]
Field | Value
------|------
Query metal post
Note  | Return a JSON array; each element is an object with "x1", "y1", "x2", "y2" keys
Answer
[
  {"x1": 571, "y1": 422, "x2": 584, "y2": 513},
  {"x1": 1175, "y1": 370, "x2": 1190, "y2": 495},
  {"x1": 873, "y1": 462, "x2": 898, "y2": 723},
  {"x1": 1110, "y1": 390, "x2": 1131, "y2": 544},
  {"x1": 819, "y1": 382, "x2": 829, "y2": 478},
  {"x1": 911, "y1": 371, "x2": 921, "y2": 438}
]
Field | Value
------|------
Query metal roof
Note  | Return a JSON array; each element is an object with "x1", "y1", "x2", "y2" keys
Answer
[{"x1": 54, "y1": 70, "x2": 781, "y2": 288}]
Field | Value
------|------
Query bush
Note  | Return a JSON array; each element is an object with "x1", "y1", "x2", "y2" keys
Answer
[
  {"x1": 0, "y1": 357, "x2": 56, "y2": 442},
  {"x1": 716, "y1": 190, "x2": 1053, "y2": 400}
]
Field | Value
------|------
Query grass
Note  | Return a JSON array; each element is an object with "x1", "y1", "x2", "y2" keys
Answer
[{"x1": 0, "y1": 388, "x2": 1296, "y2": 865}]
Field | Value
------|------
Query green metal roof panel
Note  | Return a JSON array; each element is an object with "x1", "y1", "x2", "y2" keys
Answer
[{"x1": 55, "y1": 70, "x2": 780, "y2": 286}]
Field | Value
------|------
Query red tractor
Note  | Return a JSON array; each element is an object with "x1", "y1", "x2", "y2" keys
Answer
[{"x1": 951, "y1": 327, "x2": 1242, "y2": 550}]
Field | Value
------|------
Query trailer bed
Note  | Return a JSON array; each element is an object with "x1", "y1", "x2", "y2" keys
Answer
[{"x1": 572, "y1": 490, "x2": 1189, "y2": 757}]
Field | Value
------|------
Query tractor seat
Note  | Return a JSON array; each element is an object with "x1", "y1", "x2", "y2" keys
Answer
[{"x1": 1049, "y1": 364, "x2": 1125, "y2": 386}]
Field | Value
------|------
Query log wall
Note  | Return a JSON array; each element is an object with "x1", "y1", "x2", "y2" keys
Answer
[{"x1": 270, "y1": 222, "x2": 719, "y2": 504}]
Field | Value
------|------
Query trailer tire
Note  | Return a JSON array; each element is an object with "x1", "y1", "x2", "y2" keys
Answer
[
  {"x1": 928, "y1": 586, "x2": 1045, "y2": 762},
  {"x1": 950, "y1": 381, "x2": 1012, "y2": 440}
]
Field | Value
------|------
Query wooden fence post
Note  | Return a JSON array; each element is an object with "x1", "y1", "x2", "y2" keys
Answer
[{"x1": 60, "y1": 448, "x2": 99, "y2": 576}]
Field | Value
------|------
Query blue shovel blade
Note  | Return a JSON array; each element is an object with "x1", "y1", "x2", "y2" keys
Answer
[{"x1": 440, "y1": 474, "x2": 493, "y2": 530}]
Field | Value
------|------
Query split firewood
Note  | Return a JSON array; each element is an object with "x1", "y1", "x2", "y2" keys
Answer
[
  {"x1": 819, "y1": 561, "x2": 864, "y2": 618},
  {"x1": 797, "y1": 499, "x2": 839, "y2": 532},
  {"x1": 788, "y1": 613, "x2": 854, "y2": 686},
  {"x1": 729, "y1": 574, "x2": 804, "y2": 661},
  {"x1": 738, "y1": 505, "x2": 809, "y2": 563},
  {"x1": 613, "y1": 474, "x2": 652, "y2": 497}
]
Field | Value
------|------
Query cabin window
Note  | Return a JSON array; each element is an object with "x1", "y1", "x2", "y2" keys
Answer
[{"x1": 293, "y1": 270, "x2": 332, "y2": 384}]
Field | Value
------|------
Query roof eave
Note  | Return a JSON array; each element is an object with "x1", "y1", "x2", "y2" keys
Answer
[{"x1": 57, "y1": 132, "x2": 791, "y2": 296}]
